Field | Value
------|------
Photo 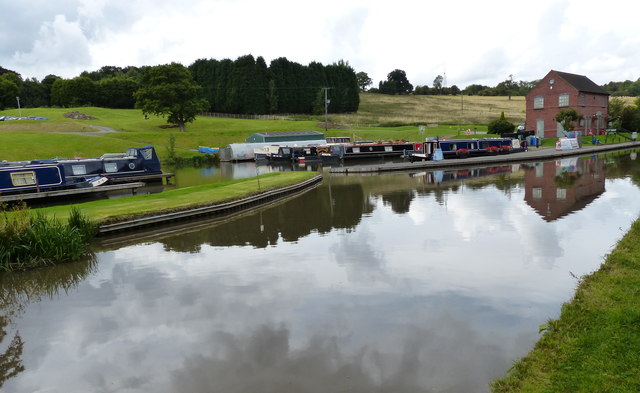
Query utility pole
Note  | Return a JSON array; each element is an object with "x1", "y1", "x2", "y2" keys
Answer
[{"x1": 323, "y1": 87, "x2": 331, "y2": 132}]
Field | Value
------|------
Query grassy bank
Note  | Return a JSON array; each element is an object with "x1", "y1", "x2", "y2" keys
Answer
[
  {"x1": 32, "y1": 171, "x2": 318, "y2": 223},
  {"x1": 491, "y1": 218, "x2": 640, "y2": 392}
]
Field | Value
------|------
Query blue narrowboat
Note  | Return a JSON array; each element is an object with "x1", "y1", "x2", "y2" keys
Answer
[
  {"x1": 409, "y1": 138, "x2": 523, "y2": 160},
  {"x1": 0, "y1": 146, "x2": 163, "y2": 195},
  {"x1": 55, "y1": 146, "x2": 162, "y2": 182},
  {"x1": 0, "y1": 162, "x2": 67, "y2": 194}
]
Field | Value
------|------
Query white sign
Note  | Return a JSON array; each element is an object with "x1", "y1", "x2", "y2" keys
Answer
[{"x1": 555, "y1": 138, "x2": 580, "y2": 151}]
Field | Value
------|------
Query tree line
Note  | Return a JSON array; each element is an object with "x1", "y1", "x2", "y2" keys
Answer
[
  {"x1": 188, "y1": 55, "x2": 359, "y2": 114},
  {"x1": 0, "y1": 56, "x2": 360, "y2": 115},
  {"x1": 356, "y1": 69, "x2": 576, "y2": 97}
]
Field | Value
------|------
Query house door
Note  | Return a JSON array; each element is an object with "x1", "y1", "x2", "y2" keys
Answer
[
  {"x1": 557, "y1": 121, "x2": 565, "y2": 137},
  {"x1": 536, "y1": 119, "x2": 544, "y2": 138}
]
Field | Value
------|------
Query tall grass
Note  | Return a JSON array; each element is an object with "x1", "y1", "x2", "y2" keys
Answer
[{"x1": 0, "y1": 205, "x2": 97, "y2": 272}]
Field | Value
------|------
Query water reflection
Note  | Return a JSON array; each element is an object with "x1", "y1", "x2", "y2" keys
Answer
[
  {"x1": 3, "y1": 152, "x2": 640, "y2": 392},
  {"x1": 523, "y1": 156, "x2": 605, "y2": 221},
  {"x1": 0, "y1": 257, "x2": 97, "y2": 389}
]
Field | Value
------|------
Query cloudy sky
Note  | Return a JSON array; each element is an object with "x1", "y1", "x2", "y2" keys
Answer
[{"x1": 1, "y1": 0, "x2": 638, "y2": 88}]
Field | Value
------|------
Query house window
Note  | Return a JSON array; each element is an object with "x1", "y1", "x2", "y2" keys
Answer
[
  {"x1": 580, "y1": 93, "x2": 586, "y2": 106},
  {"x1": 557, "y1": 188, "x2": 567, "y2": 200},
  {"x1": 601, "y1": 96, "x2": 607, "y2": 107},
  {"x1": 535, "y1": 164, "x2": 544, "y2": 178},
  {"x1": 533, "y1": 187, "x2": 543, "y2": 200},
  {"x1": 559, "y1": 93, "x2": 569, "y2": 107},
  {"x1": 534, "y1": 96, "x2": 544, "y2": 109},
  {"x1": 11, "y1": 171, "x2": 36, "y2": 186}
]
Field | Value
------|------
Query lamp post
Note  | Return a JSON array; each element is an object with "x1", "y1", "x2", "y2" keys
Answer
[{"x1": 16, "y1": 96, "x2": 21, "y2": 117}]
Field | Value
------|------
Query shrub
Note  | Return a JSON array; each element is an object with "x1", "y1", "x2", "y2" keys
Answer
[{"x1": 488, "y1": 111, "x2": 515, "y2": 135}]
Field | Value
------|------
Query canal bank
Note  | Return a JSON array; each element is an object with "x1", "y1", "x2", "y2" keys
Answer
[
  {"x1": 329, "y1": 141, "x2": 640, "y2": 174},
  {"x1": 97, "y1": 173, "x2": 323, "y2": 234},
  {"x1": 27, "y1": 172, "x2": 321, "y2": 236}
]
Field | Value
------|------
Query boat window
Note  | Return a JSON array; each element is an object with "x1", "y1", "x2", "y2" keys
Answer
[
  {"x1": 385, "y1": 146, "x2": 393, "y2": 152},
  {"x1": 352, "y1": 147, "x2": 360, "y2": 153},
  {"x1": 139, "y1": 148, "x2": 153, "y2": 160},
  {"x1": 11, "y1": 171, "x2": 36, "y2": 186},
  {"x1": 71, "y1": 165, "x2": 87, "y2": 175},
  {"x1": 104, "y1": 162, "x2": 118, "y2": 173},
  {"x1": 450, "y1": 143, "x2": 457, "y2": 151},
  {"x1": 126, "y1": 148, "x2": 137, "y2": 157}
]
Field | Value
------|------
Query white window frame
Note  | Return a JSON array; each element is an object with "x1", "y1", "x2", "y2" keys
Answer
[
  {"x1": 534, "y1": 96, "x2": 544, "y2": 109},
  {"x1": 533, "y1": 187, "x2": 543, "y2": 199},
  {"x1": 11, "y1": 171, "x2": 36, "y2": 186},
  {"x1": 559, "y1": 93, "x2": 569, "y2": 107}
]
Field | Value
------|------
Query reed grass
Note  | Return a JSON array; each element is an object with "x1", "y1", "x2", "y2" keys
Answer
[{"x1": 0, "y1": 205, "x2": 97, "y2": 272}]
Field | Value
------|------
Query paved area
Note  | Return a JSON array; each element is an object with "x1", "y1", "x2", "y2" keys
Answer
[{"x1": 329, "y1": 141, "x2": 640, "y2": 174}]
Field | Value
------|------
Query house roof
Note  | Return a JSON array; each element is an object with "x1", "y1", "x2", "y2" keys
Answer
[{"x1": 553, "y1": 70, "x2": 609, "y2": 95}]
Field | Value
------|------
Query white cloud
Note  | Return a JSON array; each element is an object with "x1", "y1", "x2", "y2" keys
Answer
[{"x1": 0, "y1": 0, "x2": 638, "y2": 86}]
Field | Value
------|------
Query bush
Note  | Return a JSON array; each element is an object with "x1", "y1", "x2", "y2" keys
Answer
[{"x1": 488, "y1": 111, "x2": 515, "y2": 136}]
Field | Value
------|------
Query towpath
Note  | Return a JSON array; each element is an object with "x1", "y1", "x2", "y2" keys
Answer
[{"x1": 329, "y1": 141, "x2": 640, "y2": 174}]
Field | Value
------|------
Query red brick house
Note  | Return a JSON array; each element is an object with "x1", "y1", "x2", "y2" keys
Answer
[{"x1": 525, "y1": 70, "x2": 609, "y2": 138}]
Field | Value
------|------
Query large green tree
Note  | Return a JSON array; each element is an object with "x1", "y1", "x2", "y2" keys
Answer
[
  {"x1": 379, "y1": 69, "x2": 413, "y2": 95},
  {"x1": 134, "y1": 63, "x2": 208, "y2": 132},
  {"x1": 356, "y1": 71, "x2": 372, "y2": 92}
]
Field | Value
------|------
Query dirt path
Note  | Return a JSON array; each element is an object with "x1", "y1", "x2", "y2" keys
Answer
[{"x1": 65, "y1": 125, "x2": 118, "y2": 136}]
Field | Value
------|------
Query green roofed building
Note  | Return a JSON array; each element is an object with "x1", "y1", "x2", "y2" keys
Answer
[{"x1": 245, "y1": 131, "x2": 325, "y2": 143}]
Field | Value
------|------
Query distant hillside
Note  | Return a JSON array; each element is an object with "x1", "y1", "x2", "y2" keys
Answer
[{"x1": 329, "y1": 93, "x2": 526, "y2": 127}]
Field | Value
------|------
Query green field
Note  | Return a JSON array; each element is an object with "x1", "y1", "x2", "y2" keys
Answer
[{"x1": 0, "y1": 94, "x2": 523, "y2": 161}]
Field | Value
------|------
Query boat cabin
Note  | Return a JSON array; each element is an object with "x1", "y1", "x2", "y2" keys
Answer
[{"x1": 57, "y1": 146, "x2": 161, "y2": 181}]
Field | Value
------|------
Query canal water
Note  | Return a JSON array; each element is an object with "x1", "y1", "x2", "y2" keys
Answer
[{"x1": 2, "y1": 150, "x2": 640, "y2": 392}]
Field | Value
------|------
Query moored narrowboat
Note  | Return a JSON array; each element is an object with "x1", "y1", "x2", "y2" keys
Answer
[
  {"x1": 327, "y1": 141, "x2": 418, "y2": 160},
  {"x1": 0, "y1": 162, "x2": 67, "y2": 194},
  {"x1": 0, "y1": 146, "x2": 164, "y2": 196},
  {"x1": 55, "y1": 146, "x2": 162, "y2": 182},
  {"x1": 407, "y1": 138, "x2": 524, "y2": 161}
]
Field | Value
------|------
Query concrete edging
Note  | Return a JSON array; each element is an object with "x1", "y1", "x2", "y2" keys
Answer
[{"x1": 98, "y1": 174, "x2": 323, "y2": 235}]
